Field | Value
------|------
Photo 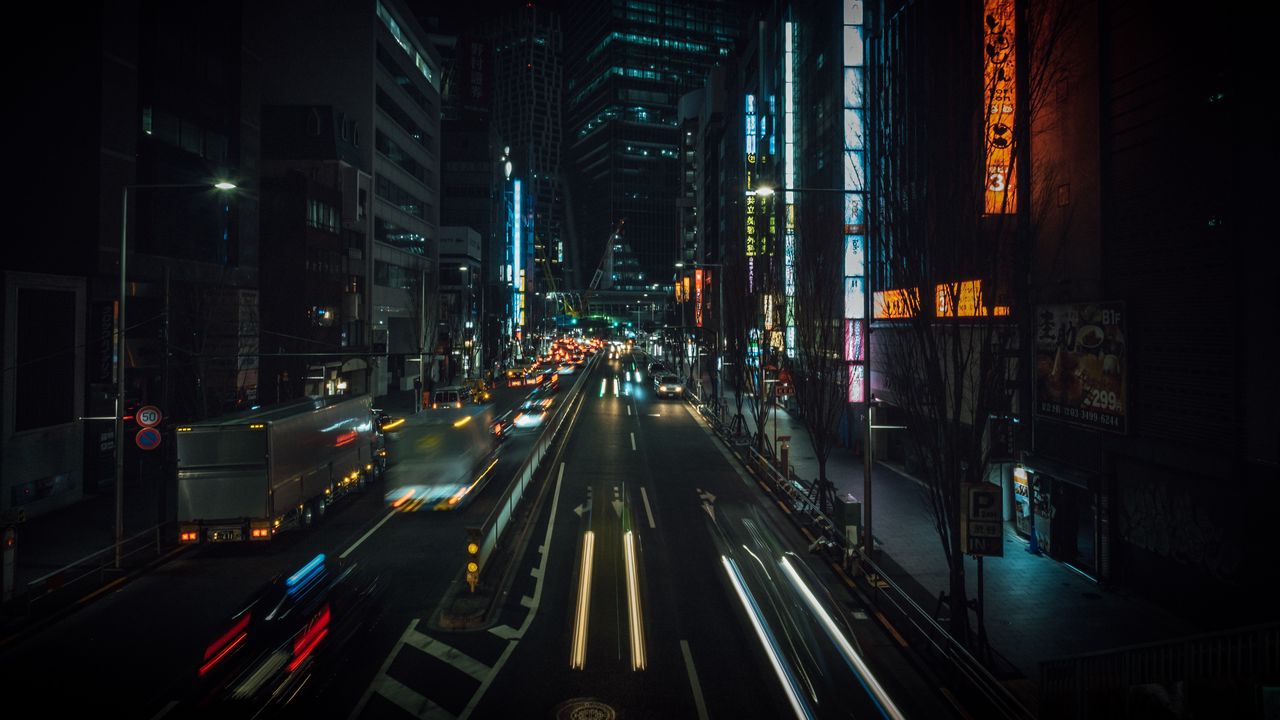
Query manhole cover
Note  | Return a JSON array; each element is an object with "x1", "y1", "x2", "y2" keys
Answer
[
  {"x1": 555, "y1": 698, "x2": 618, "y2": 720},
  {"x1": 1082, "y1": 592, "x2": 1102, "y2": 600}
]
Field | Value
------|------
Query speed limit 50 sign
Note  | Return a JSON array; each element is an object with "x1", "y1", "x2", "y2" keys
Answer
[{"x1": 136, "y1": 405, "x2": 163, "y2": 428}]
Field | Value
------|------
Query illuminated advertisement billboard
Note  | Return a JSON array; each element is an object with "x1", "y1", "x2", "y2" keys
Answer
[
  {"x1": 1034, "y1": 302, "x2": 1127, "y2": 433},
  {"x1": 983, "y1": 0, "x2": 1017, "y2": 214},
  {"x1": 843, "y1": 1, "x2": 868, "y2": 403}
]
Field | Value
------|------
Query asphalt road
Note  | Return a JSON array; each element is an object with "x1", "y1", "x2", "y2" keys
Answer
[{"x1": 0, "y1": 351, "x2": 958, "y2": 720}]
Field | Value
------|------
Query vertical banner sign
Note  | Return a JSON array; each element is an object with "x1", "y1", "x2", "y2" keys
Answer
[
  {"x1": 745, "y1": 95, "x2": 758, "y2": 261},
  {"x1": 984, "y1": 0, "x2": 1016, "y2": 214},
  {"x1": 513, "y1": 178, "x2": 523, "y2": 328},
  {"x1": 695, "y1": 268, "x2": 704, "y2": 328},
  {"x1": 784, "y1": 22, "x2": 797, "y2": 358},
  {"x1": 844, "y1": 1, "x2": 867, "y2": 403}
]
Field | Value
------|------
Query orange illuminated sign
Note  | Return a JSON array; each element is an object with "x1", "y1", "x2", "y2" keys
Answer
[
  {"x1": 984, "y1": 0, "x2": 1016, "y2": 214},
  {"x1": 695, "y1": 269, "x2": 704, "y2": 327},
  {"x1": 875, "y1": 280, "x2": 1011, "y2": 319}
]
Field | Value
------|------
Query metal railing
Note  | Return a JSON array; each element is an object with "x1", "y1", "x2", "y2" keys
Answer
[
  {"x1": 691, "y1": 394, "x2": 1035, "y2": 720},
  {"x1": 22, "y1": 521, "x2": 177, "y2": 615},
  {"x1": 468, "y1": 357, "x2": 597, "y2": 581},
  {"x1": 1039, "y1": 622, "x2": 1280, "y2": 720}
]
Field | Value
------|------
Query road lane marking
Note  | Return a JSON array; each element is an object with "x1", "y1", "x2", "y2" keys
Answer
[
  {"x1": 373, "y1": 672, "x2": 453, "y2": 719},
  {"x1": 459, "y1": 461, "x2": 569, "y2": 718},
  {"x1": 630, "y1": 432, "x2": 636, "y2": 451},
  {"x1": 340, "y1": 508, "x2": 397, "y2": 559},
  {"x1": 640, "y1": 486, "x2": 656, "y2": 528},
  {"x1": 627, "y1": 405, "x2": 631, "y2": 415},
  {"x1": 148, "y1": 701, "x2": 179, "y2": 720},
  {"x1": 403, "y1": 626, "x2": 490, "y2": 682},
  {"x1": 349, "y1": 619, "x2": 431, "y2": 720},
  {"x1": 680, "y1": 640, "x2": 711, "y2": 720}
]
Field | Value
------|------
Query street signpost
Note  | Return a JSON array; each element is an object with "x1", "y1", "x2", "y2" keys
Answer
[
  {"x1": 963, "y1": 482, "x2": 1004, "y2": 557},
  {"x1": 135, "y1": 426, "x2": 162, "y2": 451},
  {"x1": 136, "y1": 405, "x2": 162, "y2": 428}
]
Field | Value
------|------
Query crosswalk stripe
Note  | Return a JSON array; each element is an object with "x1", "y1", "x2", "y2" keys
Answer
[
  {"x1": 403, "y1": 627, "x2": 492, "y2": 683},
  {"x1": 371, "y1": 672, "x2": 455, "y2": 719}
]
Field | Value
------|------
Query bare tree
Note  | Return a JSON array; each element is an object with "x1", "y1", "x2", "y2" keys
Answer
[
  {"x1": 789, "y1": 224, "x2": 851, "y2": 515},
  {"x1": 868, "y1": 0, "x2": 1075, "y2": 648}
]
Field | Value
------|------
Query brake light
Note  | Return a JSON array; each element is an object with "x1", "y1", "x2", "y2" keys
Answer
[
  {"x1": 180, "y1": 530, "x2": 199, "y2": 543},
  {"x1": 288, "y1": 604, "x2": 331, "y2": 673},
  {"x1": 200, "y1": 613, "x2": 251, "y2": 676}
]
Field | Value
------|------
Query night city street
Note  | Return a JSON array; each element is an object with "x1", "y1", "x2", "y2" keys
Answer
[{"x1": 2, "y1": 1, "x2": 1276, "y2": 719}]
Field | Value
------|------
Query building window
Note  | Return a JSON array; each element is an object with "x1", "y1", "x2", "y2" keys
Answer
[
  {"x1": 375, "y1": 173, "x2": 426, "y2": 219},
  {"x1": 308, "y1": 199, "x2": 339, "y2": 233}
]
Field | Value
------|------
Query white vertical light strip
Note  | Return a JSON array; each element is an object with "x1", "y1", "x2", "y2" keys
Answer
[
  {"x1": 513, "y1": 179, "x2": 523, "y2": 329},
  {"x1": 844, "y1": 1, "x2": 868, "y2": 403},
  {"x1": 784, "y1": 21, "x2": 797, "y2": 359}
]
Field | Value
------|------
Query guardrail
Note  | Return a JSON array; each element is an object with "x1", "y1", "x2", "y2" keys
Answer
[
  {"x1": 691, "y1": 394, "x2": 1035, "y2": 720},
  {"x1": 1039, "y1": 621, "x2": 1280, "y2": 720},
  {"x1": 22, "y1": 521, "x2": 176, "y2": 615},
  {"x1": 468, "y1": 356, "x2": 597, "y2": 583}
]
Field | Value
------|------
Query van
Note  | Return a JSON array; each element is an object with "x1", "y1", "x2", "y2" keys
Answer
[{"x1": 430, "y1": 386, "x2": 471, "y2": 409}]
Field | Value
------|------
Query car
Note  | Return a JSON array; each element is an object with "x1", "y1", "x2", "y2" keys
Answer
[
  {"x1": 512, "y1": 404, "x2": 548, "y2": 429},
  {"x1": 491, "y1": 412, "x2": 514, "y2": 441},
  {"x1": 647, "y1": 362, "x2": 668, "y2": 376},
  {"x1": 653, "y1": 374, "x2": 685, "y2": 399},
  {"x1": 190, "y1": 554, "x2": 383, "y2": 717},
  {"x1": 431, "y1": 386, "x2": 472, "y2": 409}
]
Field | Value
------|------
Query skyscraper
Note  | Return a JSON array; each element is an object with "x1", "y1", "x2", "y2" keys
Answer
[
  {"x1": 563, "y1": 0, "x2": 739, "y2": 294},
  {"x1": 493, "y1": 3, "x2": 566, "y2": 302}
]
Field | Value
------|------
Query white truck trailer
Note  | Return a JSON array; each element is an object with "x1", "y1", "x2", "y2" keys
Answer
[{"x1": 176, "y1": 394, "x2": 382, "y2": 544}]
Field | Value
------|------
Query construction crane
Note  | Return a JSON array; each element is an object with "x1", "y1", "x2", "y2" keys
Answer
[
  {"x1": 580, "y1": 219, "x2": 626, "y2": 318},
  {"x1": 533, "y1": 244, "x2": 574, "y2": 320}
]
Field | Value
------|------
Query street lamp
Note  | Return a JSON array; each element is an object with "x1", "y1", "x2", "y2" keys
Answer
[{"x1": 116, "y1": 181, "x2": 236, "y2": 568}]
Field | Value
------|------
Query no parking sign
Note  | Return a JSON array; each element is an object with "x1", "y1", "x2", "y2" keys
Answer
[{"x1": 135, "y1": 427, "x2": 162, "y2": 451}]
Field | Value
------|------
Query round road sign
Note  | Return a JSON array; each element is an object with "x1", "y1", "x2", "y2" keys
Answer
[
  {"x1": 135, "y1": 426, "x2": 162, "y2": 451},
  {"x1": 136, "y1": 405, "x2": 163, "y2": 428}
]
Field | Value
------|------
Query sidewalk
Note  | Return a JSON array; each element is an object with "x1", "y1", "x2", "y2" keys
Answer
[{"x1": 735, "y1": 401, "x2": 1200, "y2": 707}]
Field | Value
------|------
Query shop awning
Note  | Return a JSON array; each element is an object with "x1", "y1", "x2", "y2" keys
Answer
[
  {"x1": 341, "y1": 358, "x2": 368, "y2": 372},
  {"x1": 1020, "y1": 452, "x2": 1097, "y2": 489}
]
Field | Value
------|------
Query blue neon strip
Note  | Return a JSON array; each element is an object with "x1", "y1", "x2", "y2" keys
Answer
[{"x1": 286, "y1": 553, "x2": 326, "y2": 590}]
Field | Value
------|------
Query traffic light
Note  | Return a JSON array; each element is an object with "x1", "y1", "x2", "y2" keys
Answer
[{"x1": 465, "y1": 528, "x2": 482, "y2": 593}]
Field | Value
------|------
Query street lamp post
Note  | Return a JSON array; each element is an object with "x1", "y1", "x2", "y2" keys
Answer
[
  {"x1": 751, "y1": 183, "x2": 875, "y2": 554},
  {"x1": 116, "y1": 181, "x2": 235, "y2": 569}
]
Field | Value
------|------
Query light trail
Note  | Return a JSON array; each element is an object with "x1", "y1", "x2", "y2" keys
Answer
[
  {"x1": 624, "y1": 530, "x2": 646, "y2": 670},
  {"x1": 779, "y1": 556, "x2": 906, "y2": 720},
  {"x1": 570, "y1": 531, "x2": 596, "y2": 669},
  {"x1": 721, "y1": 556, "x2": 813, "y2": 719}
]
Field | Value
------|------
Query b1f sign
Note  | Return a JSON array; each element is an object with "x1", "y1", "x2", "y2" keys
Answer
[{"x1": 963, "y1": 483, "x2": 1004, "y2": 557}]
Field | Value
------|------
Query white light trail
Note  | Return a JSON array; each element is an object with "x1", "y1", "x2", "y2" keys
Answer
[
  {"x1": 779, "y1": 556, "x2": 906, "y2": 720},
  {"x1": 624, "y1": 530, "x2": 646, "y2": 670},
  {"x1": 570, "y1": 531, "x2": 596, "y2": 669},
  {"x1": 721, "y1": 556, "x2": 812, "y2": 720}
]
